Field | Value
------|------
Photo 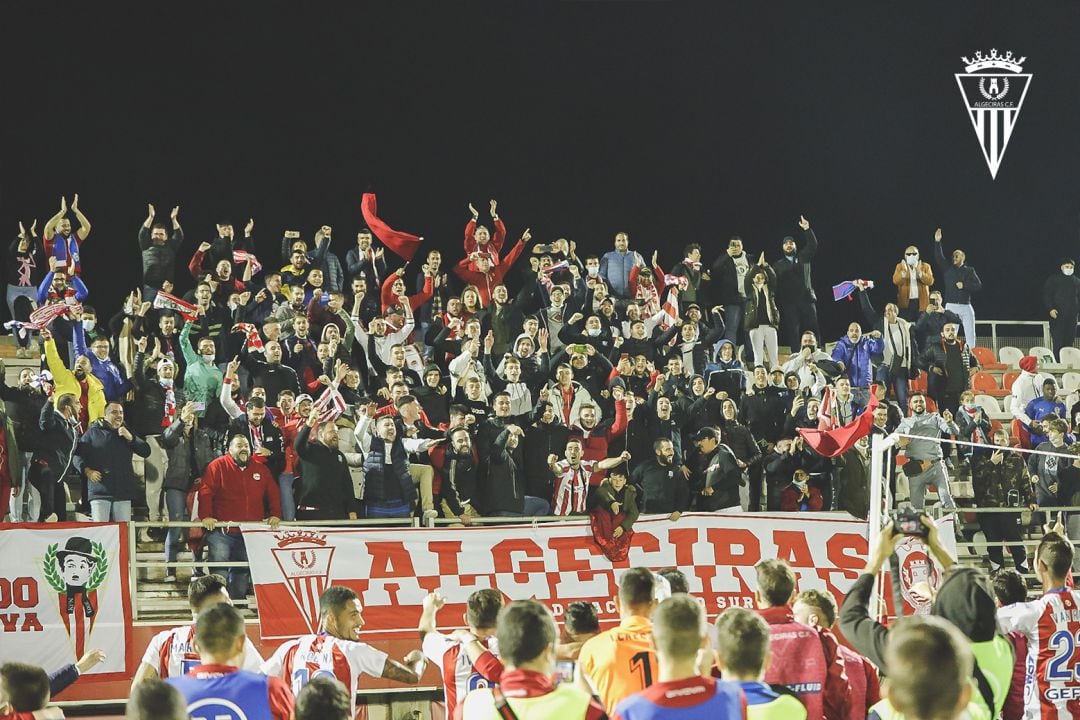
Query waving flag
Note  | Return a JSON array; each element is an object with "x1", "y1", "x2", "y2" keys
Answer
[
  {"x1": 27, "y1": 302, "x2": 78, "y2": 330},
  {"x1": 539, "y1": 260, "x2": 570, "y2": 293},
  {"x1": 232, "y1": 323, "x2": 264, "y2": 352},
  {"x1": 798, "y1": 385, "x2": 879, "y2": 458},
  {"x1": 659, "y1": 287, "x2": 680, "y2": 341},
  {"x1": 360, "y1": 193, "x2": 422, "y2": 262},
  {"x1": 233, "y1": 250, "x2": 263, "y2": 274},
  {"x1": 153, "y1": 291, "x2": 199, "y2": 322},
  {"x1": 312, "y1": 384, "x2": 347, "y2": 424},
  {"x1": 832, "y1": 279, "x2": 874, "y2": 302}
]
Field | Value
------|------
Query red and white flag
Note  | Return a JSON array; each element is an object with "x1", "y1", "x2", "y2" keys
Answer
[
  {"x1": 539, "y1": 260, "x2": 570, "y2": 293},
  {"x1": 312, "y1": 384, "x2": 347, "y2": 424},
  {"x1": 232, "y1": 323, "x2": 264, "y2": 353},
  {"x1": 817, "y1": 385, "x2": 838, "y2": 431},
  {"x1": 153, "y1": 291, "x2": 199, "y2": 322},
  {"x1": 659, "y1": 287, "x2": 680, "y2": 334},
  {"x1": 233, "y1": 250, "x2": 263, "y2": 274},
  {"x1": 26, "y1": 302, "x2": 78, "y2": 330},
  {"x1": 663, "y1": 274, "x2": 689, "y2": 291}
]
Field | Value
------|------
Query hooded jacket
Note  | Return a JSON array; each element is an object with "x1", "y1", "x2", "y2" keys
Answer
[
  {"x1": 831, "y1": 335, "x2": 884, "y2": 388},
  {"x1": 840, "y1": 568, "x2": 1013, "y2": 719}
]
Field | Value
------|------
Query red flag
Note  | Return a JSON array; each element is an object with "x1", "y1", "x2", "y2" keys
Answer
[
  {"x1": 360, "y1": 193, "x2": 422, "y2": 262},
  {"x1": 798, "y1": 386, "x2": 880, "y2": 458}
]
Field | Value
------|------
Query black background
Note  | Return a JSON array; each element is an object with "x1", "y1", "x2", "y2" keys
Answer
[{"x1": 3, "y1": 2, "x2": 1077, "y2": 340}]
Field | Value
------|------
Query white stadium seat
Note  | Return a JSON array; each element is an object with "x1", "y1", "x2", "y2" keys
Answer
[
  {"x1": 973, "y1": 394, "x2": 1001, "y2": 414},
  {"x1": 1029, "y1": 346, "x2": 1055, "y2": 361},
  {"x1": 998, "y1": 346, "x2": 1024, "y2": 367},
  {"x1": 1061, "y1": 346, "x2": 1080, "y2": 369}
]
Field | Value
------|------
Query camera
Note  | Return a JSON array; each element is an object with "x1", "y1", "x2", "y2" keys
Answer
[{"x1": 891, "y1": 506, "x2": 928, "y2": 537}]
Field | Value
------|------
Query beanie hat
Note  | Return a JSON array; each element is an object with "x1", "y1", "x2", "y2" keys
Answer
[
  {"x1": 1019, "y1": 356, "x2": 1037, "y2": 373},
  {"x1": 930, "y1": 567, "x2": 998, "y2": 643}
]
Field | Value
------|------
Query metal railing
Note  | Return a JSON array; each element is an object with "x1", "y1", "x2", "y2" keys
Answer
[{"x1": 974, "y1": 319, "x2": 1051, "y2": 353}]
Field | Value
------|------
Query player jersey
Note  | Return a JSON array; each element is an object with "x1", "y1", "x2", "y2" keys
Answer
[
  {"x1": 612, "y1": 675, "x2": 747, "y2": 719},
  {"x1": 421, "y1": 631, "x2": 501, "y2": 718},
  {"x1": 739, "y1": 681, "x2": 808, "y2": 720},
  {"x1": 261, "y1": 632, "x2": 388, "y2": 715},
  {"x1": 997, "y1": 587, "x2": 1080, "y2": 720},
  {"x1": 168, "y1": 663, "x2": 294, "y2": 720},
  {"x1": 553, "y1": 460, "x2": 597, "y2": 515},
  {"x1": 140, "y1": 623, "x2": 264, "y2": 678},
  {"x1": 578, "y1": 615, "x2": 656, "y2": 713}
]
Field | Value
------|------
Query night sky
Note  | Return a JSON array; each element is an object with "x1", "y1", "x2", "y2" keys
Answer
[{"x1": 4, "y1": 2, "x2": 1079, "y2": 341}]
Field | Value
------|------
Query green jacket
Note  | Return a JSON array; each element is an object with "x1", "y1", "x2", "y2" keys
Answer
[{"x1": 179, "y1": 321, "x2": 223, "y2": 416}]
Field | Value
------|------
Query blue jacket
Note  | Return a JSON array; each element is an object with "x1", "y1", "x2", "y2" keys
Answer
[
  {"x1": 599, "y1": 249, "x2": 640, "y2": 297},
  {"x1": 74, "y1": 421, "x2": 151, "y2": 502},
  {"x1": 73, "y1": 324, "x2": 130, "y2": 402},
  {"x1": 831, "y1": 335, "x2": 884, "y2": 388},
  {"x1": 1024, "y1": 396, "x2": 1067, "y2": 445}
]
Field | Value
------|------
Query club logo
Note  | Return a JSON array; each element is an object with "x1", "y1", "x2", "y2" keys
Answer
[
  {"x1": 955, "y1": 49, "x2": 1032, "y2": 179},
  {"x1": 898, "y1": 545, "x2": 938, "y2": 615},
  {"x1": 42, "y1": 536, "x2": 109, "y2": 658},
  {"x1": 271, "y1": 530, "x2": 335, "y2": 633}
]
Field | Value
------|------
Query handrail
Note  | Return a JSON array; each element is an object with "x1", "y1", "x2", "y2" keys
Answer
[{"x1": 975, "y1": 319, "x2": 1051, "y2": 350}]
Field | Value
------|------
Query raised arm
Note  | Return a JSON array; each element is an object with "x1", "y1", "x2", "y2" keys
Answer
[{"x1": 70, "y1": 194, "x2": 91, "y2": 241}]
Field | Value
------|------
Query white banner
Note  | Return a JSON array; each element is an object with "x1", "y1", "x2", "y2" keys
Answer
[
  {"x1": 243, "y1": 512, "x2": 869, "y2": 640},
  {"x1": 0, "y1": 522, "x2": 132, "y2": 678}
]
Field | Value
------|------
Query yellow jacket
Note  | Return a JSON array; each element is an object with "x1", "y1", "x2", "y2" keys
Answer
[{"x1": 45, "y1": 338, "x2": 105, "y2": 422}]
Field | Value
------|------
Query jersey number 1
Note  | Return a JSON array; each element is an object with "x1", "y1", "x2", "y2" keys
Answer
[{"x1": 631, "y1": 652, "x2": 654, "y2": 687}]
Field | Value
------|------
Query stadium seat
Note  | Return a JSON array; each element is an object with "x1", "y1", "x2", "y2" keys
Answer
[
  {"x1": 1062, "y1": 346, "x2": 1080, "y2": 369},
  {"x1": 1063, "y1": 371, "x2": 1080, "y2": 393},
  {"x1": 1029, "y1": 346, "x2": 1055, "y2": 362},
  {"x1": 971, "y1": 345, "x2": 1005, "y2": 370},
  {"x1": 990, "y1": 418, "x2": 1003, "y2": 436},
  {"x1": 1002, "y1": 371, "x2": 1020, "y2": 393},
  {"x1": 972, "y1": 371, "x2": 1009, "y2": 398},
  {"x1": 998, "y1": 346, "x2": 1024, "y2": 367},
  {"x1": 1002, "y1": 394, "x2": 1014, "y2": 414},
  {"x1": 909, "y1": 372, "x2": 928, "y2": 393},
  {"x1": 973, "y1": 394, "x2": 1001, "y2": 414}
]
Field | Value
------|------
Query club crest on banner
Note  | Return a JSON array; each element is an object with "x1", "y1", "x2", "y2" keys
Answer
[
  {"x1": 270, "y1": 530, "x2": 335, "y2": 633},
  {"x1": 955, "y1": 49, "x2": 1032, "y2": 179},
  {"x1": 41, "y1": 536, "x2": 109, "y2": 659}
]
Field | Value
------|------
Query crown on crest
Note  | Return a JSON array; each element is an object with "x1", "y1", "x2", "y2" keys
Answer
[{"x1": 961, "y1": 49, "x2": 1025, "y2": 74}]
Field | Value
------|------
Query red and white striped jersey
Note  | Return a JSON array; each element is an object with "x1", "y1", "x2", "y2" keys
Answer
[
  {"x1": 553, "y1": 460, "x2": 596, "y2": 515},
  {"x1": 998, "y1": 588, "x2": 1080, "y2": 720},
  {"x1": 139, "y1": 623, "x2": 264, "y2": 679},
  {"x1": 421, "y1": 631, "x2": 502, "y2": 718},
  {"x1": 261, "y1": 633, "x2": 388, "y2": 715}
]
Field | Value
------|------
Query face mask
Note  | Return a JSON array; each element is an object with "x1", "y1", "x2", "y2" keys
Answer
[
  {"x1": 963, "y1": 402, "x2": 975, "y2": 410},
  {"x1": 586, "y1": 328, "x2": 601, "y2": 337},
  {"x1": 83, "y1": 319, "x2": 96, "y2": 332},
  {"x1": 793, "y1": 479, "x2": 808, "y2": 491},
  {"x1": 1065, "y1": 267, "x2": 1075, "y2": 276},
  {"x1": 201, "y1": 353, "x2": 216, "y2": 364},
  {"x1": 160, "y1": 378, "x2": 174, "y2": 388},
  {"x1": 587, "y1": 266, "x2": 599, "y2": 276},
  {"x1": 906, "y1": 255, "x2": 918, "y2": 267}
]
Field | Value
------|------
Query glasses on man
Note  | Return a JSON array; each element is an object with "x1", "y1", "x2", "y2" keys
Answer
[{"x1": 905, "y1": 252, "x2": 918, "y2": 256}]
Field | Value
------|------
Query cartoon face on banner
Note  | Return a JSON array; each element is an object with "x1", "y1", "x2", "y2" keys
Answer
[
  {"x1": 43, "y1": 535, "x2": 111, "y2": 658},
  {"x1": 0, "y1": 524, "x2": 130, "y2": 678}
]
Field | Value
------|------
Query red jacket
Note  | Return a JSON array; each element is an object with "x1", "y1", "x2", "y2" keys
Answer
[
  {"x1": 758, "y1": 605, "x2": 849, "y2": 720},
  {"x1": 779, "y1": 484, "x2": 824, "y2": 512},
  {"x1": 463, "y1": 217, "x2": 507, "y2": 262},
  {"x1": 381, "y1": 272, "x2": 433, "y2": 313},
  {"x1": 452, "y1": 239, "x2": 528, "y2": 305},
  {"x1": 569, "y1": 399, "x2": 628, "y2": 485},
  {"x1": 198, "y1": 454, "x2": 282, "y2": 525}
]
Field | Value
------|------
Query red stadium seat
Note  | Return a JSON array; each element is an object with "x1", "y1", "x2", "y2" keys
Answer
[
  {"x1": 972, "y1": 371, "x2": 1009, "y2": 398},
  {"x1": 1002, "y1": 371, "x2": 1020, "y2": 392},
  {"x1": 972, "y1": 345, "x2": 1006, "y2": 370},
  {"x1": 909, "y1": 372, "x2": 928, "y2": 393}
]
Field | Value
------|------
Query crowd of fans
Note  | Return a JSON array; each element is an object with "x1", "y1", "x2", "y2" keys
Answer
[
  {"x1": 3, "y1": 196, "x2": 1080, "y2": 575},
  {"x1": 1, "y1": 191, "x2": 1079, "y2": 717}
]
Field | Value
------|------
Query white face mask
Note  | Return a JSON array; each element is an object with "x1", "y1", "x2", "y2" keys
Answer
[
  {"x1": 83, "y1": 319, "x2": 96, "y2": 332},
  {"x1": 200, "y1": 352, "x2": 216, "y2": 364},
  {"x1": 1064, "y1": 267, "x2": 1075, "y2": 276},
  {"x1": 905, "y1": 255, "x2": 918, "y2": 267},
  {"x1": 587, "y1": 266, "x2": 599, "y2": 276},
  {"x1": 586, "y1": 328, "x2": 601, "y2": 337}
]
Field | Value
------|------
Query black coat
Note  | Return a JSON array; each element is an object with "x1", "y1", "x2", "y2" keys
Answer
[
  {"x1": 294, "y1": 424, "x2": 358, "y2": 516},
  {"x1": 31, "y1": 403, "x2": 79, "y2": 488},
  {"x1": 229, "y1": 413, "x2": 286, "y2": 477},
  {"x1": 772, "y1": 228, "x2": 818, "y2": 306},
  {"x1": 1044, "y1": 271, "x2": 1080, "y2": 319}
]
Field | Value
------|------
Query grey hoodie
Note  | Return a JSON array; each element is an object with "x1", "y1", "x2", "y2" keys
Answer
[{"x1": 895, "y1": 411, "x2": 958, "y2": 461}]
